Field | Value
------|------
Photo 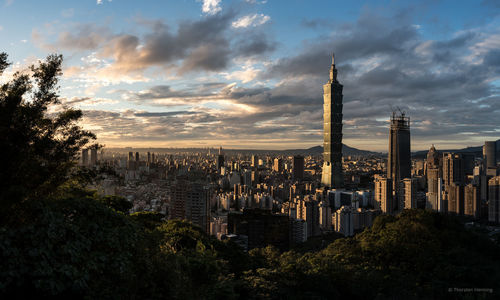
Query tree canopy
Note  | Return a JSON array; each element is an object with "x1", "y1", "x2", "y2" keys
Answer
[{"x1": 0, "y1": 52, "x2": 95, "y2": 222}]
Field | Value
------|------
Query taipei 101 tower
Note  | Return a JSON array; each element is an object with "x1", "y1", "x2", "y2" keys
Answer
[{"x1": 321, "y1": 53, "x2": 344, "y2": 188}]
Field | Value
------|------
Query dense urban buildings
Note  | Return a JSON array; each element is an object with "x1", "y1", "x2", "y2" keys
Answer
[{"x1": 79, "y1": 54, "x2": 500, "y2": 253}]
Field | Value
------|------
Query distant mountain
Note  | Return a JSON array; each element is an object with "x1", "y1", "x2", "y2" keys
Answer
[
  {"x1": 283, "y1": 144, "x2": 381, "y2": 157},
  {"x1": 105, "y1": 144, "x2": 381, "y2": 157},
  {"x1": 412, "y1": 139, "x2": 500, "y2": 158}
]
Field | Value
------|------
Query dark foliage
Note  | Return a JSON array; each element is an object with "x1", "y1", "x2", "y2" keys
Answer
[{"x1": 0, "y1": 52, "x2": 96, "y2": 222}]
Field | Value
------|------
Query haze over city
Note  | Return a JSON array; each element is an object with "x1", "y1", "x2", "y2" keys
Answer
[{"x1": 1, "y1": 0, "x2": 499, "y2": 151}]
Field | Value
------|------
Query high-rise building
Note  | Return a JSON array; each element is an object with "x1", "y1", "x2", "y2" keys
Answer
[
  {"x1": 228, "y1": 208, "x2": 290, "y2": 251},
  {"x1": 135, "y1": 152, "x2": 139, "y2": 162},
  {"x1": 147, "y1": 152, "x2": 151, "y2": 164},
  {"x1": 127, "y1": 151, "x2": 135, "y2": 170},
  {"x1": 447, "y1": 183, "x2": 464, "y2": 215},
  {"x1": 426, "y1": 145, "x2": 442, "y2": 211},
  {"x1": 464, "y1": 183, "x2": 481, "y2": 219},
  {"x1": 81, "y1": 149, "x2": 89, "y2": 166},
  {"x1": 293, "y1": 155, "x2": 305, "y2": 180},
  {"x1": 443, "y1": 153, "x2": 465, "y2": 186},
  {"x1": 401, "y1": 178, "x2": 418, "y2": 209},
  {"x1": 488, "y1": 176, "x2": 500, "y2": 223},
  {"x1": 321, "y1": 54, "x2": 344, "y2": 189},
  {"x1": 387, "y1": 111, "x2": 411, "y2": 204},
  {"x1": 319, "y1": 199, "x2": 332, "y2": 230},
  {"x1": 374, "y1": 174, "x2": 393, "y2": 214},
  {"x1": 217, "y1": 148, "x2": 224, "y2": 174},
  {"x1": 251, "y1": 155, "x2": 258, "y2": 168},
  {"x1": 426, "y1": 167, "x2": 441, "y2": 210},
  {"x1": 273, "y1": 158, "x2": 283, "y2": 173},
  {"x1": 170, "y1": 180, "x2": 210, "y2": 232},
  {"x1": 426, "y1": 144, "x2": 440, "y2": 170},
  {"x1": 90, "y1": 148, "x2": 97, "y2": 166},
  {"x1": 332, "y1": 206, "x2": 354, "y2": 237},
  {"x1": 484, "y1": 141, "x2": 497, "y2": 169}
]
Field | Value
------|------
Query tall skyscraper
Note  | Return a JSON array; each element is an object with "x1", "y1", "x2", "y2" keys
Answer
[
  {"x1": 387, "y1": 111, "x2": 411, "y2": 204},
  {"x1": 217, "y1": 147, "x2": 224, "y2": 173},
  {"x1": 401, "y1": 178, "x2": 418, "y2": 209},
  {"x1": 374, "y1": 174, "x2": 393, "y2": 214},
  {"x1": 273, "y1": 158, "x2": 283, "y2": 173},
  {"x1": 81, "y1": 149, "x2": 89, "y2": 166},
  {"x1": 293, "y1": 155, "x2": 305, "y2": 180},
  {"x1": 127, "y1": 152, "x2": 134, "y2": 170},
  {"x1": 464, "y1": 183, "x2": 480, "y2": 219},
  {"x1": 90, "y1": 148, "x2": 97, "y2": 166},
  {"x1": 484, "y1": 141, "x2": 497, "y2": 169},
  {"x1": 426, "y1": 145, "x2": 442, "y2": 210},
  {"x1": 488, "y1": 176, "x2": 500, "y2": 223},
  {"x1": 251, "y1": 155, "x2": 258, "y2": 168},
  {"x1": 170, "y1": 180, "x2": 210, "y2": 232},
  {"x1": 443, "y1": 153, "x2": 465, "y2": 186},
  {"x1": 321, "y1": 53, "x2": 344, "y2": 188}
]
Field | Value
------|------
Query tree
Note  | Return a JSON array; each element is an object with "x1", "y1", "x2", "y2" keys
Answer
[{"x1": 0, "y1": 52, "x2": 95, "y2": 221}]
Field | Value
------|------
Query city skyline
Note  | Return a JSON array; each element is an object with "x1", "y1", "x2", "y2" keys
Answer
[{"x1": 1, "y1": 0, "x2": 499, "y2": 151}]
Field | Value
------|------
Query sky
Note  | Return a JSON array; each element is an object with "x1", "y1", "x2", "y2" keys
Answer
[{"x1": 1, "y1": 0, "x2": 499, "y2": 151}]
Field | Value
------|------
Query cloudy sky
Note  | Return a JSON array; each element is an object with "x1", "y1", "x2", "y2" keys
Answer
[{"x1": 1, "y1": 0, "x2": 499, "y2": 151}]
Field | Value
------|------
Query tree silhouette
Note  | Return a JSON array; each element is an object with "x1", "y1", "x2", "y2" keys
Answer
[{"x1": 0, "y1": 52, "x2": 96, "y2": 221}]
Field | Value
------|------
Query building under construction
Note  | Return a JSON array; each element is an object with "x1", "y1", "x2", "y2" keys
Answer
[{"x1": 387, "y1": 111, "x2": 411, "y2": 211}]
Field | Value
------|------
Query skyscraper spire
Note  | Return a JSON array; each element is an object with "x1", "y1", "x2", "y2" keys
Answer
[{"x1": 329, "y1": 52, "x2": 338, "y2": 82}]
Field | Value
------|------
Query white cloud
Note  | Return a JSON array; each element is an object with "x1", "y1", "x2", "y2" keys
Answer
[
  {"x1": 245, "y1": 0, "x2": 267, "y2": 4},
  {"x1": 202, "y1": 0, "x2": 221, "y2": 15},
  {"x1": 225, "y1": 65, "x2": 261, "y2": 83},
  {"x1": 232, "y1": 13, "x2": 270, "y2": 28}
]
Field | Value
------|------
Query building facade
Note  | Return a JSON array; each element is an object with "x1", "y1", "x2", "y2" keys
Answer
[{"x1": 321, "y1": 54, "x2": 344, "y2": 189}]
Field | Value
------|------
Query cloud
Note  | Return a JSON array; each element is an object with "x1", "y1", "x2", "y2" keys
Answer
[
  {"x1": 41, "y1": 12, "x2": 277, "y2": 83},
  {"x1": 232, "y1": 13, "x2": 270, "y2": 28},
  {"x1": 29, "y1": 7, "x2": 500, "y2": 150},
  {"x1": 202, "y1": 0, "x2": 222, "y2": 15},
  {"x1": 256, "y1": 11, "x2": 500, "y2": 150},
  {"x1": 33, "y1": 24, "x2": 112, "y2": 51}
]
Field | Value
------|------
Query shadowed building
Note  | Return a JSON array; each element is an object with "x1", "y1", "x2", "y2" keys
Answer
[
  {"x1": 387, "y1": 111, "x2": 411, "y2": 208},
  {"x1": 321, "y1": 54, "x2": 344, "y2": 189},
  {"x1": 81, "y1": 149, "x2": 89, "y2": 166},
  {"x1": 374, "y1": 174, "x2": 393, "y2": 214},
  {"x1": 489, "y1": 176, "x2": 500, "y2": 223},
  {"x1": 484, "y1": 141, "x2": 497, "y2": 169},
  {"x1": 426, "y1": 145, "x2": 442, "y2": 210},
  {"x1": 170, "y1": 180, "x2": 210, "y2": 232},
  {"x1": 464, "y1": 183, "x2": 481, "y2": 219},
  {"x1": 293, "y1": 155, "x2": 305, "y2": 180},
  {"x1": 228, "y1": 208, "x2": 290, "y2": 250}
]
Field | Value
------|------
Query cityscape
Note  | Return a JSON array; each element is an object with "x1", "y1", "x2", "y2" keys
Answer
[
  {"x1": 1, "y1": 0, "x2": 500, "y2": 299},
  {"x1": 82, "y1": 54, "x2": 500, "y2": 247}
]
